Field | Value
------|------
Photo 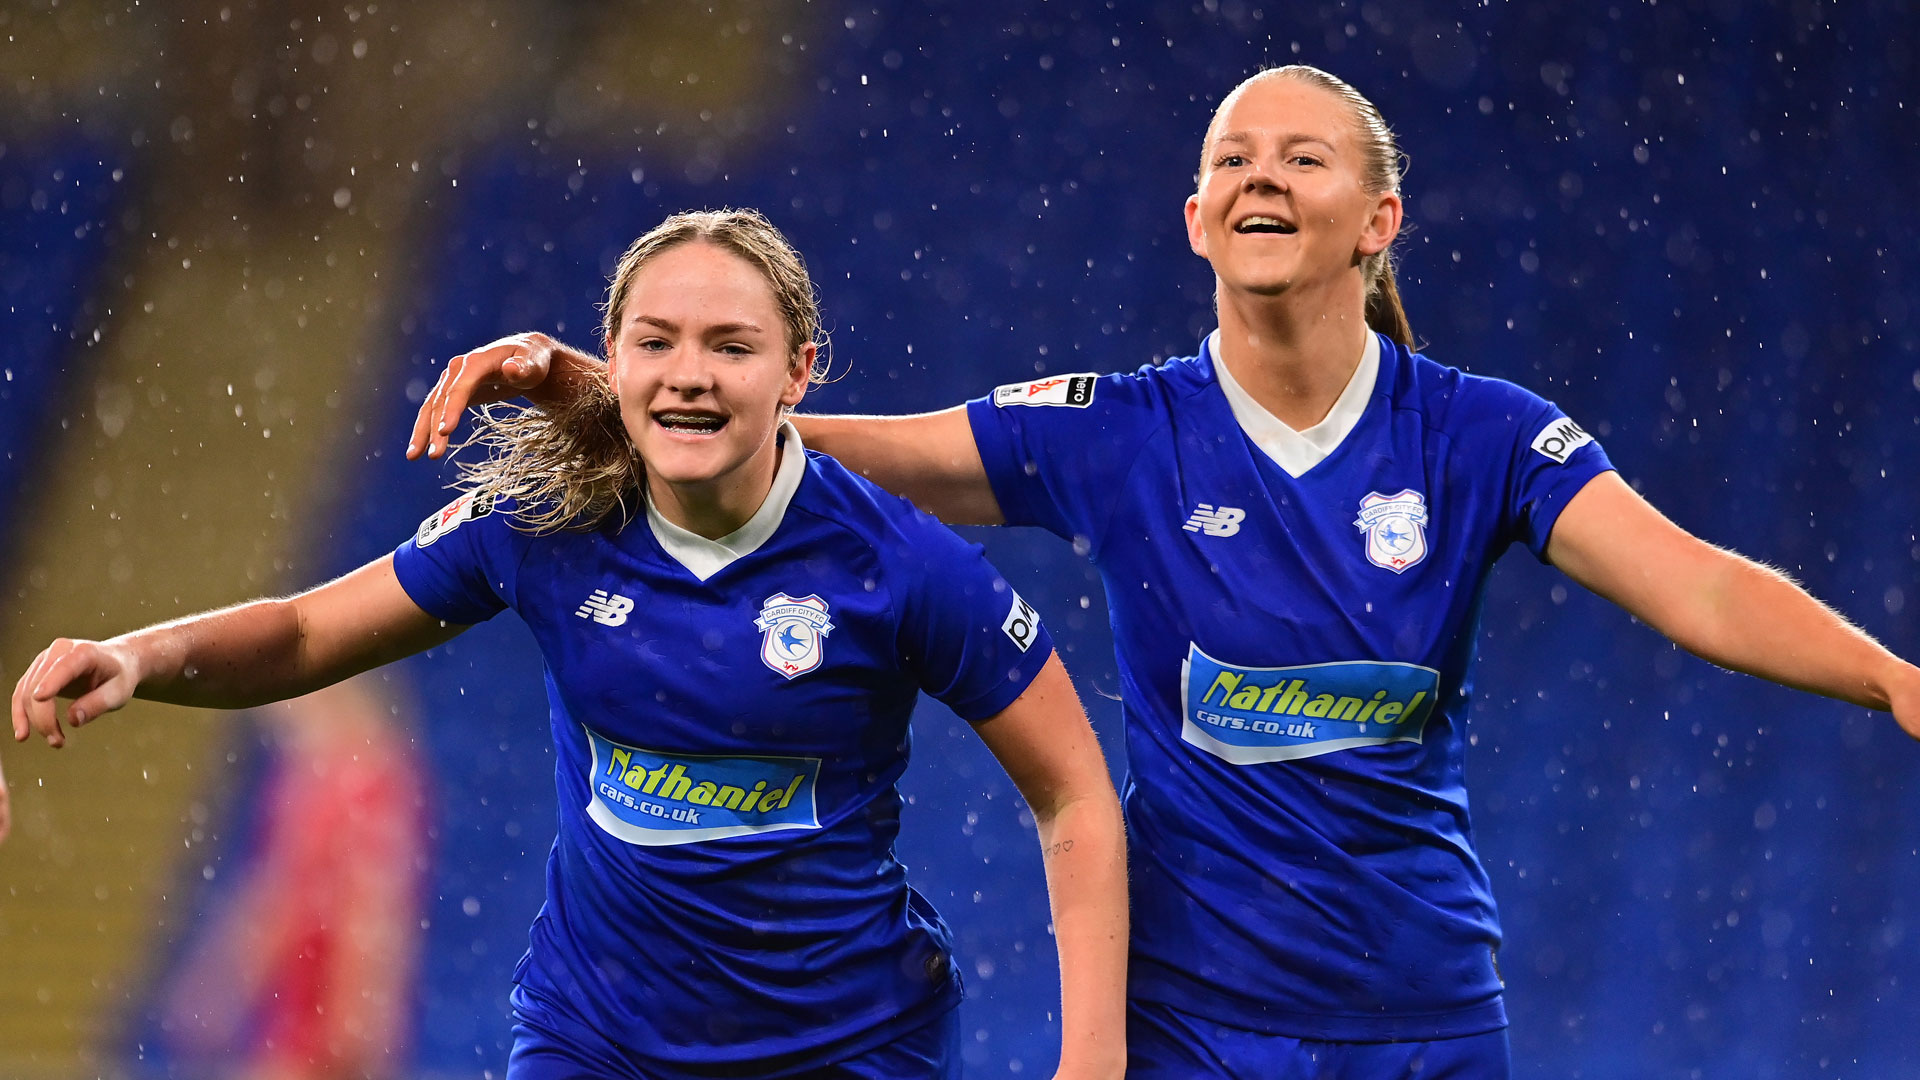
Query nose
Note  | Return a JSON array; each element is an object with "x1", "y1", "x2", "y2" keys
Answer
[
  {"x1": 661, "y1": 346, "x2": 715, "y2": 397},
  {"x1": 1241, "y1": 158, "x2": 1285, "y2": 195}
]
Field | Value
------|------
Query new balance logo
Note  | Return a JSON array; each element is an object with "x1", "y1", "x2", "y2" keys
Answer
[
  {"x1": 575, "y1": 590, "x2": 635, "y2": 627},
  {"x1": 1183, "y1": 504, "x2": 1246, "y2": 537}
]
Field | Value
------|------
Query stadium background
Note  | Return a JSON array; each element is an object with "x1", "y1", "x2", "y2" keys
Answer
[{"x1": 2, "y1": 1, "x2": 1917, "y2": 1077}]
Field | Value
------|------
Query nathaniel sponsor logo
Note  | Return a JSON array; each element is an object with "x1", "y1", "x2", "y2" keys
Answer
[
  {"x1": 1179, "y1": 644, "x2": 1441, "y2": 764},
  {"x1": 1530, "y1": 417, "x2": 1594, "y2": 464},
  {"x1": 414, "y1": 491, "x2": 494, "y2": 547},
  {"x1": 584, "y1": 728, "x2": 821, "y2": 846},
  {"x1": 992, "y1": 374, "x2": 1097, "y2": 408}
]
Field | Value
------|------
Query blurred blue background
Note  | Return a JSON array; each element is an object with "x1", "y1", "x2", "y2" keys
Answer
[{"x1": 2, "y1": 2, "x2": 1917, "y2": 1078}]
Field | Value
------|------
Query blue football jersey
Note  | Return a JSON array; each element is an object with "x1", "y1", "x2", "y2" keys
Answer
[
  {"x1": 967, "y1": 332, "x2": 1612, "y2": 1041},
  {"x1": 392, "y1": 429, "x2": 1054, "y2": 1076}
]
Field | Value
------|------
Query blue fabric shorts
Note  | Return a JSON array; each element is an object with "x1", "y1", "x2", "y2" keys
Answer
[
  {"x1": 1128, "y1": 998, "x2": 1512, "y2": 1080},
  {"x1": 506, "y1": 985, "x2": 961, "y2": 1080}
]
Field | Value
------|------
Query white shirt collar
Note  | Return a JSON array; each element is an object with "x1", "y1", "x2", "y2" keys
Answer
[
  {"x1": 645, "y1": 420, "x2": 806, "y2": 581},
  {"x1": 1209, "y1": 328, "x2": 1380, "y2": 479}
]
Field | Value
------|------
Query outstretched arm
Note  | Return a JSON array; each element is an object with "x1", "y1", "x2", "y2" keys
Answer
[
  {"x1": 1547, "y1": 472, "x2": 1920, "y2": 731},
  {"x1": 405, "y1": 332, "x2": 1004, "y2": 523},
  {"x1": 10, "y1": 554, "x2": 462, "y2": 751},
  {"x1": 972, "y1": 653, "x2": 1128, "y2": 1080}
]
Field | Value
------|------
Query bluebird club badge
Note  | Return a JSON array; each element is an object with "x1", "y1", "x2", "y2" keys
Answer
[
  {"x1": 1354, "y1": 489, "x2": 1430, "y2": 573},
  {"x1": 755, "y1": 593, "x2": 835, "y2": 679}
]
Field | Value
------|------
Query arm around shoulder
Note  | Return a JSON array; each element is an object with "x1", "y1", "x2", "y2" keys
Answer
[
  {"x1": 1546, "y1": 471, "x2": 1920, "y2": 734},
  {"x1": 793, "y1": 407, "x2": 1004, "y2": 525}
]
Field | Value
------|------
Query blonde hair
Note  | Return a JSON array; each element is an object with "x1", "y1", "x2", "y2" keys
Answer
[
  {"x1": 1200, "y1": 65, "x2": 1414, "y2": 347},
  {"x1": 455, "y1": 209, "x2": 826, "y2": 534}
]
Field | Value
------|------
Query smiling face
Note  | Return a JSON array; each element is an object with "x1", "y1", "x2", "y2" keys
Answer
[
  {"x1": 605, "y1": 240, "x2": 813, "y2": 514},
  {"x1": 1185, "y1": 73, "x2": 1401, "y2": 303}
]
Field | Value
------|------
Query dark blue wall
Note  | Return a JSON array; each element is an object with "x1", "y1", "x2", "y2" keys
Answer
[{"x1": 122, "y1": 2, "x2": 1920, "y2": 1076}]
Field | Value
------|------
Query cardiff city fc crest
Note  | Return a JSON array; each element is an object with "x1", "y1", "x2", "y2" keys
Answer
[
  {"x1": 754, "y1": 593, "x2": 836, "y2": 679},
  {"x1": 1353, "y1": 489, "x2": 1431, "y2": 574}
]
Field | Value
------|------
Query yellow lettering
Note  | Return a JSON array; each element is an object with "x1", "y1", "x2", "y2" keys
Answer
[
  {"x1": 1203, "y1": 670, "x2": 1242, "y2": 707},
  {"x1": 1256, "y1": 682, "x2": 1290, "y2": 712},
  {"x1": 608, "y1": 747, "x2": 632, "y2": 779},
  {"x1": 688, "y1": 781, "x2": 717, "y2": 806},
  {"x1": 1303, "y1": 694, "x2": 1336, "y2": 719},
  {"x1": 1274, "y1": 680, "x2": 1311, "y2": 715},
  {"x1": 774, "y1": 773, "x2": 806, "y2": 810},
  {"x1": 714, "y1": 784, "x2": 746, "y2": 810},
  {"x1": 659, "y1": 765, "x2": 691, "y2": 801},
  {"x1": 621, "y1": 766, "x2": 648, "y2": 790},
  {"x1": 1355, "y1": 690, "x2": 1389, "y2": 724},
  {"x1": 1402, "y1": 691, "x2": 1428, "y2": 723},
  {"x1": 1330, "y1": 696, "x2": 1364, "y2": 722},
  {"x1": 1228, "y1": 684, "x2": 1263, "y2": 710},
  {"x1": 1374, "y1": 701, "x2": 1405, "y2": 725}
]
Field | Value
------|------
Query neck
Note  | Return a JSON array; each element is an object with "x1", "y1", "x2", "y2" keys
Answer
[
  {"x1": 1213, "y1": 274, "x2": 1372, "y2": 430},
  {"x1": 647, "y1": 435, "x2": 783, "y2": 541}
]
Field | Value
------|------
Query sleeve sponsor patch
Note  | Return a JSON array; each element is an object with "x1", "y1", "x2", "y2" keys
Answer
[
  {"x1": 1530, "y1": 418, "x2": 1594, "y2": 464},
  {"x1": 1001, "y1": 591, "x2": 1040, "y2": 651},
  {"x1": 415, "y1": 491, "x2": 495, "y2": 547},
  {"x1": 992, "y1": 374, "x2": 1097, "y2": 408}
]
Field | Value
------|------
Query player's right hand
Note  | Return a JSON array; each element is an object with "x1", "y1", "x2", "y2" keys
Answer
[
  {"x1": 10, "y1": 638, "x2": 140, "y2": 751},
  {"x1": 406, "y1": 332, "x2": 561, "y2": 462}
]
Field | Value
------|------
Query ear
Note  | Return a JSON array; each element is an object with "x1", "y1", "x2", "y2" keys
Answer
[
  {"x1": 1184, "y1": 193, "x2": 1209, "y2": 258},
  {"x1": 781, "y1": 343, "x2": 815, "y2": 409},
  {"x1": 1355, "y1": 190, "x2": 1403, "y2": 258},
  {"x1": 604, "y1": 335, "x2": 619, "y2": 394}
]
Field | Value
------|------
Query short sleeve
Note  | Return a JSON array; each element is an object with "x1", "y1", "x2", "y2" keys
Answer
[
  {"x1": 1490, "y1": 386, "x2": 1615, "y2": 560},
  {"x1": 391, "y1": 490, "x2": 526, "y2": 624},
  {"x1": 965, "y1": 371, "x2": 1159, "y2": 548},
  {"x1": 888, "y1": 513, "x2": 1056, "y2": 723}
]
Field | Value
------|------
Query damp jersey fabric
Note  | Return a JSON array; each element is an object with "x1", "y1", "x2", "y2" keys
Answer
[
  {"x1": 390, "y1": 431, "x2": 1054, "y2": 1078},
  {"x1": 967, "y1": 331, "x2": 1613, "y2": 1042}
]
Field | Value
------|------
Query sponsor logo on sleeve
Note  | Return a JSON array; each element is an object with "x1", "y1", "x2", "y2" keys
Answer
[
  {"x1": 754, "y1": 593, "x2": 835, "y2": 679},
  {"x1": 1001, "y1": 591, "x2": 1040, "y2": 651},
  {"x1": 992, "y1": 374, "x2": 1097, "y2": 408},
  {"x1": 1530, "y1": 418, "x2": 1594, "y2": 464},
  {"x1": 415, "y1": 491, "x2": 495, "y2": 547},
  {"x1": 1179, "y1": 644, "x2": 1441, "y2": 764},
  {"x1": 1353, "y1": 489, "x2": 1429, "y2": 573},
  {"x1": 584, "y1": 728, "x2": 821, "y2": 846}
]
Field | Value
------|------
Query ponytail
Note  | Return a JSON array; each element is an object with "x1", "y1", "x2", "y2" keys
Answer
[{"x1": 1365, "y1": 256, "x2": 1414, "y2": 348}]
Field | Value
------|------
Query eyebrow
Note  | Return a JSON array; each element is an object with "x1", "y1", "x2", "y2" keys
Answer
[
  {"x1": 1212, "y1": 131, "x2": 1338, "y2": 153},
  {"x1": 628, "y1": 314, "x2": 767, "y2": 336}
]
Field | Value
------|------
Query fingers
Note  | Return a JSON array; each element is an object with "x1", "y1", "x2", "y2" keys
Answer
[
  {"x1": 16, "y1": 639, "x2": 124, "y2": 749},
  {"x1": 408, "y1": 335, "x2": 553, "y2": 461},
  {"x1": 13, "y1": 643, "x2": 71, "y2": 748}
]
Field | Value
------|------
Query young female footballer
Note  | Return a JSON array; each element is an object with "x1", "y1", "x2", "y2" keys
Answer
[{"x1": 10, "y1": 210, "x2": 1128, "y2": 1080}]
